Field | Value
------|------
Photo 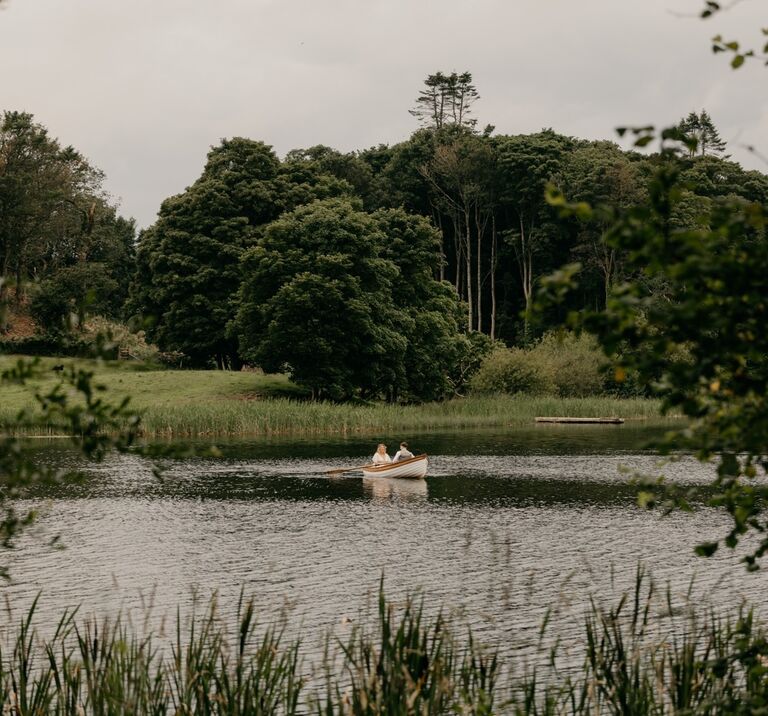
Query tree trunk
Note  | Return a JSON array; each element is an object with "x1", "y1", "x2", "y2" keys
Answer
[
  {"x1": 464, "y1": 205, "x2": 473, "y2": 332},
  {"x1": 14, "y1": 257, "x2": 22, "y2": 304},
  {"x1": 452, "y1": 213, "x2": 462, "y2": 295},
  {"x1": 475, "y1": 205, "x2": 482, "y2": 333},
  {"x1": 490, "y1": 214, "x2": 497, "y2": 340},
  {"x1": 519, "y1": 215, "x2": 534, "y2": 343},
  {"x1": 0, "y1": 248, "x2": 9, "y2": 302},
  {"x1": 435, "y1": 208, "x2": 445, "y2": 282},
  {"x1": 604, "y1": 246, "x2": 615, "y2": 308}
]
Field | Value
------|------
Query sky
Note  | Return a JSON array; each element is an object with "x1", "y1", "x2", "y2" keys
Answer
[{"x1": 1, "y1": 0, "x2": 766, "y2": 229}]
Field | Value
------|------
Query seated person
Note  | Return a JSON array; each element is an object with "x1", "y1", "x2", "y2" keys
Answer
[
  {"x1": 372, "y1": 443, "x2": 392, "y2": 465},
  {"x1": 393, "y1": 442, "x2": 414, "y2": 463}
]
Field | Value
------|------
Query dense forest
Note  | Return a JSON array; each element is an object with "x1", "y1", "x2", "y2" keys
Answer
[{"x1": 2, "y1": 73, "x2": 767, "y2": 399}]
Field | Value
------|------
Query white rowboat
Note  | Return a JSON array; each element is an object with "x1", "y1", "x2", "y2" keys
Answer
[{"x1": 361, "y1": 454, "x2": 428, "y2": 479}]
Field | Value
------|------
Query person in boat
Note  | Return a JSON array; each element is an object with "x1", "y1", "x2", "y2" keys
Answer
[
  {"x1": 371, "y1": 443, "x2": 392, "y2": 465},
  {"x1": 393, "y1": 442, "x2": 414, "y2": 463}
]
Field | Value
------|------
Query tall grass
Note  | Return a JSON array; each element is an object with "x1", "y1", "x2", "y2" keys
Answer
[
  {"x1": 0, "y1": 355, "x2": 668, "y2": 437},
  {"x1": 1, "y1": 575, "x2": 768, "y2": 714},
  {"x1": 512, "y1": 566, "x2": 768, "y2": 714},
  {"x1": 0, "y1": 395, "x2": 667, "y2": 438},
  {"x1": 133, "y1": 395, "x2": 667, "y2": 437}
]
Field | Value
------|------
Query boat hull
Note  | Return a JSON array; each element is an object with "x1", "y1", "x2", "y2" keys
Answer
[{"x1": 362, "y1": 454, "x2": 428, "y2": 479}]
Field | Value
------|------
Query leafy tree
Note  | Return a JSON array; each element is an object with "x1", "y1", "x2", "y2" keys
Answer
[
  {"x1": 494, "y1": 131, "x2": 574, "y2": 339},
  {"x1": 83, "y1": 212, "x2": 137, "y2": 315},
  {"x1": 130, "y1": 139, "x2": 280, "y2": 368},
  {"x1": 679, "y1": 154, "x2": 768, "y2": 203},
  {"x1": 373, "y1": 207, "x2": 469, "y2": 400},
  {"x1": 130, "y1": 137, "x2": 356, "y2": 368},
  {"x1": 558, "y1": 142, "x2": 647, "y2": 306},
  {"x1": 0, "y1": 112, "x2": 113, "y2": 302},
  {"x1": 236, "y1": 198, "x2": 406, "y2": 399},
  {"x1": 30, "y1": 263, "x2": 119, "y2": 335},
  {"x1": 419, "y1": 131, "x2": 494, "y2": 332},
  {"x1": 283, "y1": 145, "x2": 378, "y2": 208},
  {"x1": 544, "y1": 146, "x2": 768, "y2": 568}
]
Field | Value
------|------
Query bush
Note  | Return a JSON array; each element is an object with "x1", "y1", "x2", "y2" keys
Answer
[
  {"x1": 83, "y1": 317, "x2": 160, "y2": 362},
  {"x1": 29, "y1": 264, "x2": 119, "y2": 335},
  {"x1": 530, "y1": 331, "x2": 608, "y2": 397},
  {"x1": 470, "y1": 332, "x2": 612, "y2": 397},
  {"x1": 469, "y1": 346, "x2": 553, "y2": 395}
]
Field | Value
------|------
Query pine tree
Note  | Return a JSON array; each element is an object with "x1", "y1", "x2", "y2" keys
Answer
[
  {"x1": 410, "y1": 72, "x2": 480, "y2": 130},
  {"x1": 677, "y1": 109, "x2": 728, "y2": 157}
]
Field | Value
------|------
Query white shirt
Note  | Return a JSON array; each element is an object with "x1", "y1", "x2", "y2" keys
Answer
[
  {"x1": 393, "y1": 449, "x2": 414, "y2": 463},
  {"x1": 372, "y1": 452, "x2": 392, "y2": 465}
]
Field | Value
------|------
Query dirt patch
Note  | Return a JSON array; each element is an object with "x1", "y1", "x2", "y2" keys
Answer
[{"x1": 1, "y1": 306, "x2": 38, "y2": 339}]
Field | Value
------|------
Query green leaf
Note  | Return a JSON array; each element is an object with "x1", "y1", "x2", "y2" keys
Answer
[
  {"x1": 695, "y1": 542, "x2": 719, "y2": 558},
  {"x1": 637, "y1": 491, "x2": 656, "y2": 509}
]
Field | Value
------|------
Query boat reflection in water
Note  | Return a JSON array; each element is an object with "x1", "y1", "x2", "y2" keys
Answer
[{"x1": 363, "y1": 476, "x2": 428, "y2": 502}]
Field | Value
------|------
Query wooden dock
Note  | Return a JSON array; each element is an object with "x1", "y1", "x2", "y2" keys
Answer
[{"x1": 535, "y1": 417, "x2": 625, "y2": 425}]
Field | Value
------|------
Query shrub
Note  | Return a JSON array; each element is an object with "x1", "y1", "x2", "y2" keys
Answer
[
  {"x1": 469, "y1": 346, "x2": 553, "y2": 395},
  {"x1": 470, "y1": 331, "x2": 615, "y2": 397},
  {"x1": 83, "y1": 317, "x2": 160, "y2": 362},
  {"x1": 29, "y1": 264, "x2": 119, "y2": 335},
  {"x1": 530, "y1": 331, "x2": 608, "y2": 397}
]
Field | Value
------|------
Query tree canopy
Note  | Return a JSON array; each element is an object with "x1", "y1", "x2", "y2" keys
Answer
[
  {"x1": 236, "y1": 199, "x2": 467, "y2": 401},
  {"x1": 0, "y1": 111, "x2": 133, "y2": 328}
]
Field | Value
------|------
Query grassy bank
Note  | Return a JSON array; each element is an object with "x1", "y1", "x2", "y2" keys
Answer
[
  {"x1": 0, "y1": 356, "x2": 667, "y2": 437},
  {"x1": 0, "y1": 576, "x2": 765, "y2": 714}
]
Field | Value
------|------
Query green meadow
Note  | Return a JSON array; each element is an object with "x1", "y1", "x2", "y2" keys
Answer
[{"x1": 0, "y1": 356, "x2": 667, "y2": 437}]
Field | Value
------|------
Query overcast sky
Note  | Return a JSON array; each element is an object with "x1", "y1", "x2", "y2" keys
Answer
[{"x1": 1, "y1": 0, "x2": 765, "y2": 228}]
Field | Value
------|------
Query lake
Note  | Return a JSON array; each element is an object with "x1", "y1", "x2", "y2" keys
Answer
[{"x1": 5, "y1": 423, "x2": 767, "y2": 669}]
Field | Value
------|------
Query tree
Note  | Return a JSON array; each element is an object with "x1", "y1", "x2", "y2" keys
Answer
[
  {"x1": 558, "y1": 142, "x2": 647, "y2": 306},
  {"x1": 419, "y1": 131, "x2": 494, "y2": 332},
  {"x1": 283, "y1": 145, "x2": 378, "y2": 208},
  {"x1": 129, "y1": 144, "x2": 268, "y2": 368},
  {"x1": 544, "y1": 145, "x2": 768, "y2": 568},
  {"x1": 129, "y1": 137, "x2": 358, "y2": 367},
  {"x1": 236, "y1": 198, "x2": 406, "y2": 399},
  {"x1": 0, "y1": 112, "x2": 111, "y2": 303},
  {"x1": 0, "y1": 110, "x2": 133, "y2": 341},
  {"x1": 29, "y1": 263, "x2": 119, "y2": 334},
  {"x1": 495, "y1": 131, "x2": 573, "y2": 339},
  {"x1": 373, "y1": 207, "x2": 470, "y2": 400},
  {"x1": 677, "y1": 109, "x2": 728, "y2": 157},
  {"x1": 410, "y1": 72, "x2": 480, "y2": 130}
]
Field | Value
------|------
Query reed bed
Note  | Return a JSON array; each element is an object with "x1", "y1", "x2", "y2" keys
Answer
[
  {"x1": 0, "y1": 355, "x2": 667, "y2": 437},
  {"x1": 0, "y1": 396, "x2": 666, "y2": 438},
  {"x1": 115, "y1": 395, "x2": 667, "y2": 437},
  {"x1": 0, "y1": 574, "x2": 766, "y2": 714}
]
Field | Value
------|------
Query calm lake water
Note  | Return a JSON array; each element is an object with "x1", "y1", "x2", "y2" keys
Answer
[{"x1": 6, "y1": 423, "x2": 768, "y2": 667}]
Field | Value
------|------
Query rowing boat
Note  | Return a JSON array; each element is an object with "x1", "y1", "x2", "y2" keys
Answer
[{"x1": 361, "y1": 454, "x2": 428, "y2": 479}]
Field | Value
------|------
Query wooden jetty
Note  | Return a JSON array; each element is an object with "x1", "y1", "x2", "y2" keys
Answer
[{"x1": 535, "y1": 417, "x2": 625, "y2": 425}]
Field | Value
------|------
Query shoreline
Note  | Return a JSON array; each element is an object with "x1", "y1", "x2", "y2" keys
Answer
[
  {"x1": 2, "y1": 395, "x2": 676, "y2": 439},
  {"x1": 0, "y1": 355, "x2": 674, "y2": 438}
]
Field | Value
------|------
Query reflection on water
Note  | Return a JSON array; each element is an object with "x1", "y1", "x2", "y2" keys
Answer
[
  {"x1": 5, "y1": 422, "x2": 766, "y2": 667},
  {"x1": 362, "y1": 476, "x2": 428, "y2": 503}
]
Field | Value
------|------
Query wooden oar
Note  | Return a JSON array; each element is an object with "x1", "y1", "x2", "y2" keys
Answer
[{"x1": 325, "y1": 463, "x2": 374, "y2": 475}]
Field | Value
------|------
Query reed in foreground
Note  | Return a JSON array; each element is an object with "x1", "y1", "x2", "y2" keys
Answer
[{"x1": 2, "y1": 573, "x2": 768, "y2": 714}]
